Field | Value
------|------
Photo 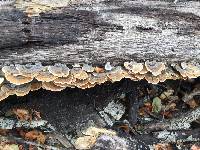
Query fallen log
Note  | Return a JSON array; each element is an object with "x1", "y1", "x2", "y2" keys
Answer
[
  {"x1": 0, "y1": 1, "x2": 200, "y2": 149},
  {"x1": 0, "y1": 0, "x2": 200, "y2": 101}
]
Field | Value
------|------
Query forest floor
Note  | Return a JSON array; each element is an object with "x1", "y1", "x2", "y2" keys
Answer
[{"x1": 0, "y1": 78, "x2": 200, "y2": 150}]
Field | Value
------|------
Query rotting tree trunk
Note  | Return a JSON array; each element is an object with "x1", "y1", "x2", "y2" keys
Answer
[
  {"x1": 0, "y1": 0, "x2": 200, "y2": 66},
  {"x1": 0, "y1": 1, "x2": 200, "y2": 149},
  {"x1": 0, "y1": 0, "x2": 199, "y2": 107}
]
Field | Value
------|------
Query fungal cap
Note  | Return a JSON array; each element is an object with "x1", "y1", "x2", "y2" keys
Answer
[
  {"x1": 71, "y1": 69, "x2": 89, "y2": 80},
  {"x1": 53, "y1": 75, "x2": 76, "y2": 84},
  {"x1": 0, "y1": 90, "x2": 8, "y2": 101},
  {"x1": 15, "y1": 64, "x2": 43, "y2": 77},
  {"x1": 5, "y1": 74, "x2": 33, "y2": 85},
  {"x1": 48, "y1": 64, "x2": 70, "y2": 77},
  {"x1": 30, "y1": 82, "x2": 42, "y2": 91},
  {"x1": 124, "y1": 61, "x2": 143, "y2": 74},
  {"x1": 145, "y1": 74, "x2": 159, "y2": 84},
  {"x1": 42, "y1": 82, "x2": 66, "y2": 91},
  {"x1": 145, "y1": 61, "x2": 165, "y2": 76},
  {"x1": 107, "y1": 67, "x2": 124, "y2": 82},
  {"x1": 0, "y1": 77, "x2": 4, "y2": 84},
  {"x1": 2, "y1": 65, "x2": 20, "y2": 76},
  {"x1": 15, "y1": 84, "x2": 31, "y2": 97},
  {"x1": 35, "y1": 71, "x2": 57, "y2": 82},
  {"x1": 89, "y1": 73, "x2": 107, "y2": 84}
]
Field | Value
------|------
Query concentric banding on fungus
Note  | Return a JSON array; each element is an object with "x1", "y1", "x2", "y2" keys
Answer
[
  {"x1": 181, "y1": 62, "x2": 200, "y2": 78},
  {"x1": 107, "y1": 66, "x2": 125, "y2": 82},
  {"x1": 30, "y1": 82, "x2": 42, "y2": 91},
  {"x1": 5, "y1": 74, "x2": 33, "y2": 85},
  {"x1": 42, "y1": 82, "x2": 66, "y2": 91},
  {"x1": 145, "y1": 60, "x2": 166, "y2": 76},
  {"x1": 2, "y1": 65, "x2": 20, "y2": 76},
  {"x1": 35, "y1": 69, "x2": 57, "y2": 82},
  {"x1": 1, "y1": 84, "x2": 16, "y2": 96},
  {"x1": 0, "y1": 90, "x2": 8, "y2": 101},
  {"x1": 124, "y1": 61, "x2": 143, "y2": 74},
  {"x1": 15, "y1": 84, "x2": 31, "y2": 96},
  {"x1": 53, "y1": 75, "x2": 76, "y2": 85},
  {"x1": 15, "y1": 63, "x2": 44, "y2": 78},
  {"x1": 48, "y1": 63, "x2": 70, "y2": 77},
  {"x1": 89, "y1": 73, "x2": 107, "y2": 84},
  {"x1": 71, "y1": 68, "x2": 89, "y2": 80}
]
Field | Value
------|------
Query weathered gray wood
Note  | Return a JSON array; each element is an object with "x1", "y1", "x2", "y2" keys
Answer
[{"x1": 0, "y1": 0, "x2": 200, "y2": 66}]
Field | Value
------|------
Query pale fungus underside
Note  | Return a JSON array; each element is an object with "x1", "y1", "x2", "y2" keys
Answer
[
  {"x1": 0, "y1": 61, "x2": 200, "y2": 101},
  {"x1": 0, "y1": 0, "x2": 200, "y2": 101}
]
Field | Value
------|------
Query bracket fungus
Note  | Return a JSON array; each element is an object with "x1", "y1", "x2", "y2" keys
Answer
[
  {"x1": 107, "y1": 67, "x2": 125, "y2": 82},
  {"x1": 0, "y1": 61, "x2": 197, "y2": 99},
  {"x1": 145, "y1": 61, "x2": 166, "y2": 76},
  {"x1": 124, "y1": 61, "x2": 144, "y2": 74},
  {"x1": 71, "y1": 69, "x2": 89, "y2": 80},
  {"x1": 48, "y1": 64, "x2": 70, "y2": 77},
  {"x1": 0, "y1": 60, "x2": 199, "y2": 100},
  {"x1": 42, "y1": 82, "x2": 66, "y2": 91},
  {"x1": 5, "y1": 74, "x2": 33, "y2": 85},
  {"x1": 35, "y1": 70, "x2": 58, "y2": 82},
  {"x1": 15, "y1": 64, "x2": 43, "y2": 78}
]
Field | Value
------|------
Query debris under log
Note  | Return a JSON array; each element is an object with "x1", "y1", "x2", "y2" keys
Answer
[{"x1": 0, "y1": 78, "x2": 199, "y2": 149}]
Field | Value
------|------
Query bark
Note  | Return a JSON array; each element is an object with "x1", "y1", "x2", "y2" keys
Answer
[{"x1": 0, "y1": 0, "x2": 200, "y2": 66}]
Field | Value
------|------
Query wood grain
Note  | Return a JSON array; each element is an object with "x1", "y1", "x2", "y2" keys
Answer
[{"x1": 0, "y1": 0, "x2": 200, "y2": 66}]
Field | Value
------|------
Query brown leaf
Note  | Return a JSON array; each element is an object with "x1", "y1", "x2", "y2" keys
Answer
[
  {"x1": 13, "y1": 109, "x2": 31, "y2": 121},
  {"x1": 0, "y1": 129, "x2": 9, "y2": 136},
  {"x1": 19, "y1": 145, "x2": 24, "y2": 150},
  {"x1": 186, "y1": 99, "x2": 199, "y2": 109},
  {"x1": 154, "y1": 143, "x2": 173, "y2": 150},
  {"x1": 161, "y1": 111, "x2": 173, "y2": 119},
  {"x1": 191, "y1": 144, "x2": 200, "y2": 150},
  {"x1": 25, "y1": 130, "x2": 46, "y2": 144},
  {"x1": 165, "y1": 103, "x2": 176, "y2": 111}
]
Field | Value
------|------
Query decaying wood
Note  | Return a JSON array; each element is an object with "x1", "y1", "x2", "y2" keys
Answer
[
  {"x1": 143, "y1": 105, "x2": 200, "y2": 132},
  {"x1": 0, "y1": 0, "x2": 200, "y2": 66}
]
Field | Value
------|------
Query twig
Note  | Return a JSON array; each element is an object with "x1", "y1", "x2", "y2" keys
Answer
[
  {"x1": 182, "y1": 87, "x2": 200, "y2": 102},
  {"x1": 49, "y1": 131, "x2": 75, "y2": 149},
  {"x1": 0, "y1": 135, "x2": 62, "y2": 150},
  {"x1": 153, "y1": 128, "x2": 200, "y2": 143},
  {"x1": 144, "y1": 106, "x2": 200, "y2": 131},
  {"x1": 0, "y1": 117, "x2": 48, "y2": 129}
]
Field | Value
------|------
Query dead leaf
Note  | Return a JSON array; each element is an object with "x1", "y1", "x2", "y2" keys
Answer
[
  {"x1": 0, "y1": 129, "x2": 9, "y2": 136},
  {"x1": 186, "y1": 99, "x2": 198, "y2": 108},
  {"x1": 161, "y1": 111, "x2": 173, "y2": 119},
  {"x1": 13, "y1": 109, "x2": 31, "y2": 121},
  {"x1": 0, "y1": 144, "x2": 19, "y2": 150},
  {"x1": 191, "y1": 144, "x2": 200, "y2": 150},
  {"x1": 152, "y1": 97, "x2": 162, "y2": 113},
  {"x1": 154, "y1": 143, "x2": 173, "y2": 150},
  {"x1": 165, "y1": 103, "x2": 176, "y2": 111},
  {"x1": 25, "y1": 130, "x2": 46, "y2": 144}
]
